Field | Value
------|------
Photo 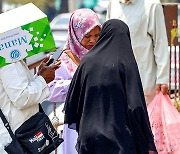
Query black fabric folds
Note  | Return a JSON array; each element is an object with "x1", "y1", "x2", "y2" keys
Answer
[{"x1": 64, "y1": 19, "x2": 157, "y2": 154}]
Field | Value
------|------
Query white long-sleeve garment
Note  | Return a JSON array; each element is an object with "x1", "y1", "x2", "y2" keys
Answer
[
  {"x1": 0, "y1": 60, "x2": 49, "y2": 154},
  {"x1": 106, "y1": 0, "x2": 169, "y2": 97}
]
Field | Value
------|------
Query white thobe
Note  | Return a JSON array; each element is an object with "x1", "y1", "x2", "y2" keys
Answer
[{"x1": 106, "y1": 0, "x2": 169, "y2": 103}]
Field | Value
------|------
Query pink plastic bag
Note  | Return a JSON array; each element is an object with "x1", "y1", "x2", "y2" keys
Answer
[{"x1": 147, "y1": 92, "x2": 180, "y2": 154}]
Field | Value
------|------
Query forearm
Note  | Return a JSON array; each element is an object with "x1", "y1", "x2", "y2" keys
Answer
[{"x1": 47, "y1": 62, "x2": 73, "y2": 102}]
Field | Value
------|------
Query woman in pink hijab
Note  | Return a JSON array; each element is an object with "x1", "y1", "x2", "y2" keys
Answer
[{"x1": 48, "y1": 8, "x2": 101, "y2": 154}]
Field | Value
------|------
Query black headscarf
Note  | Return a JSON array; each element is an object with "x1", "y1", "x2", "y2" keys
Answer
[{"x1": 64, "y1": 19, "x2": 157, "y2": 154}]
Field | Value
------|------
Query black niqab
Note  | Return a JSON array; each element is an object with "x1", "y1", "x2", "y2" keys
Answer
[{"x1": 64, "y1": 19, "x2": 157, "y2": 154}]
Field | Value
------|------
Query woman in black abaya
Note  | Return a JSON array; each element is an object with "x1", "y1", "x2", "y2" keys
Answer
[{"x1": 64, "y1": 19, "x2": 157, "y2": 154}]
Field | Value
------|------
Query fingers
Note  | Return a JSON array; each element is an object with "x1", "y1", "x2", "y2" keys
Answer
[
  {"x1": 38, "y1": 54, "x2": 61, "y2": 83},
  {"x1": 51, "y1": 60, "x2": 61, "y2": 70},
  {"x1": 155, "y1": 84, "x2": 161, "y2": 94},
  {"x1": 38, "y1": 67, "x2": 55, "y2": 83},
  {"x1": 160, "y1": 84, "x2": 168, "y2": 95},
  {"x1": 155, "y1": 84, "x2": 168, "y2": 95},
  {"x1": 54, "y1": 59, "x2": 61, "y2": 65},
  {"x1": 59, "y1": 122, "x2": 64, "y2": 126},
  {"x1": 43, "y1": 54, "x2": 51, "y2": 63}
]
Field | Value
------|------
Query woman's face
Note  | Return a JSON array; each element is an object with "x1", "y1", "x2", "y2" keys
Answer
[{"x1": 81, "y1": 26, "x2": 100, "y2": 50}]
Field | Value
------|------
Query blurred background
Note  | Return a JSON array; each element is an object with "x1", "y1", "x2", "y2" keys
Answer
[
  {"x1": 0, "y1": 0, "x2": 179, "y2": 15},
  {"x1": 0, "y1": 0, "x2": 179, "y2": 50}
]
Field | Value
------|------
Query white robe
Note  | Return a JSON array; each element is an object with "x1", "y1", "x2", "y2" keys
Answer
[{"x1": 106, "y1": 0, "x2": 169, "y2": 103}]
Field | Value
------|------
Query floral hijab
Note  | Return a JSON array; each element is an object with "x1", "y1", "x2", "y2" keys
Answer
[{"x1": 61, "y1": 8, "x2": 101, "y2": 75}]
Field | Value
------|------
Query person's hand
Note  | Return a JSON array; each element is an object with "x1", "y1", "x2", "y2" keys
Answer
[
  {"x1": 58, "y1": 122, "x2": 64, "y2": 126},
  {"x1": 65, "y1": 50, "x2": 80, "y2": 66},
  {"x1": 38, "y1": 55, "x2": 61, "y2": 83},
  {"x1": 155, "y1": 84, "x2": 168, "y2": 95}
]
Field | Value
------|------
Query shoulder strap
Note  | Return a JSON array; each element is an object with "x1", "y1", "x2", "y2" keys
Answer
[
  {"x1": 0, "y1": 109, "x2": 16, "y2": 139},
  {"x1": 39, "y1": 103, "x2": 44, "y2": 113},
  {"x1": 65, "y1": 50, "x2": 80, "y2": 66}
]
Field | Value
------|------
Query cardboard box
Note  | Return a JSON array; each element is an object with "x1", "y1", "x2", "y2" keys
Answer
[{"x1": 0, "y1": 3, "x2": 56, "y2": 67}]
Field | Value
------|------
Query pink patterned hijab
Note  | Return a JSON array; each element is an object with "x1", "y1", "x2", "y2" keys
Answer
[{"x1": 61, "y1": 8, "x2": 101, "y2": 75}]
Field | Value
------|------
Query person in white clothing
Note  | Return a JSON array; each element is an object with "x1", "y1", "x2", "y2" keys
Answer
[
  {"x1": 106, "y1": 0, "x2": 169, "y2": 104},
  {"x1": 0, "y1": 56, "x2": 60, "y2": 154}
]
